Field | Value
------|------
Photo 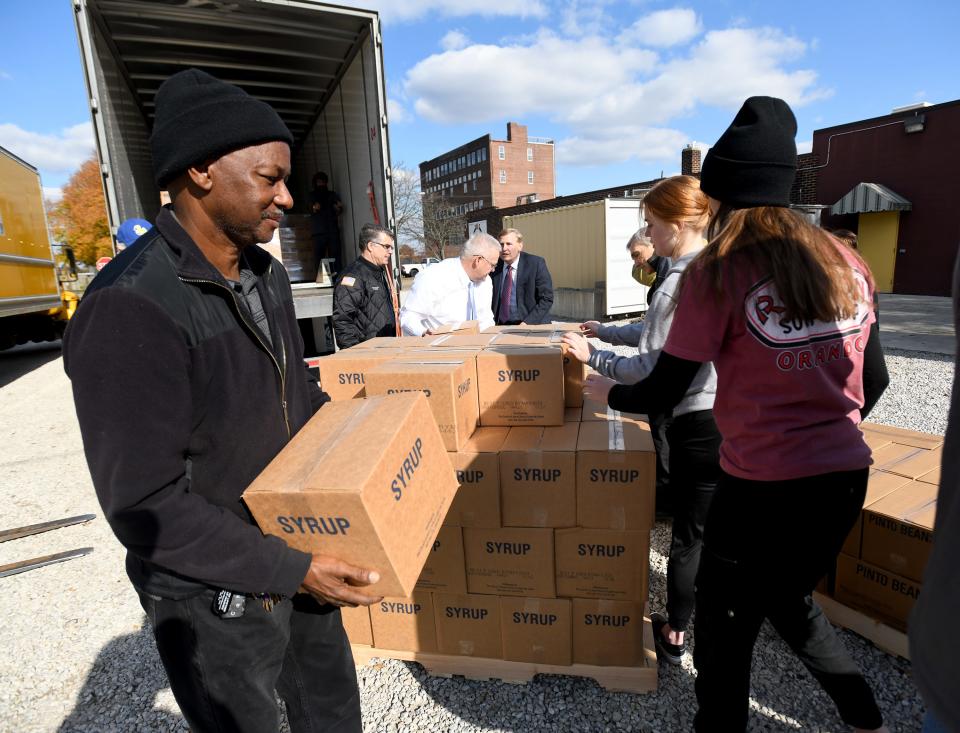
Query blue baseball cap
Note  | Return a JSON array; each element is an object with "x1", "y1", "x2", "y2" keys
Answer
[{"x1": 116, "y1": 218, "x2": 153, "y2": 248}]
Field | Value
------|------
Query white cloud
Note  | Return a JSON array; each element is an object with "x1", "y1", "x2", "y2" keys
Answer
[
  {"x1": 797, "y1": 139, "x2": 813, "y2": 154},
  {"x1": 406, "y1": 33, "x2": 658, "y2": 124},
  {"x1": 440, "y1": 30, "x2": 470, "y2": 51},
  {"x1": 334, "y1": 0, "x2": 547, "y2": 22},
  {"x1": 403, "y1": 24, "x2": 830, "y2": 166},
  {"x1": 43, "y1": 187, "x2": 63, "y2": 202},
  {"x1": 619, "y1": 8, "x2": 703, "y2": 48},
  {"x1": 561, "y1": 0, "x2": 614, "y2": 37},
  {"x1": 557, "y1": 127, "x2": 689, "y2": 166},
  {"x1": 388, "y1": 98, "x2": 411, "y2": 123},
  {"x1": 0, "y1": 122, "x2": 95, "y2": 175}
]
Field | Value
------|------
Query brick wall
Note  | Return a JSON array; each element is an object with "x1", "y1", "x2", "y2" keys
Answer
[
  {"x1": 791, "y1": 152, "x2": 819, "y2": 205},
  {"x1": 489, "y1": 122, "x2": 555, "y2": 208}
]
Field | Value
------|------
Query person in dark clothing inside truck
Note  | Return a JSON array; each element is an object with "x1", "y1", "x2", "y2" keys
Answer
[
  {"x1": 332, "y1": 224, "x2": 399, "y2": 348},
  {"x1": 584, "y1": 97, "x2": 890, "y2": 733},
  {"x1": 63, "y1": 68, "x2": 380, "y2": 733}
]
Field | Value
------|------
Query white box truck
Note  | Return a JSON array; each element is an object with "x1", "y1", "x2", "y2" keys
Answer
[{"x1": 72, "y1": 0, "x2": 395, "y2": 341}]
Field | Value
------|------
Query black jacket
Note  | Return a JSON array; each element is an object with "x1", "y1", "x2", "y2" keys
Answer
[
  {"x1": 646, "y1": 255, "x2": 672, "y2": 304},
  {"x1": 63, "y1": 206, "x2": 326, "y2": 599},
  {"x1": 491, "y1": 251, "x2": 554, "y2": 325},
  {"x1": 332, "y1": 256, "x2": 397, "y2": 348}
]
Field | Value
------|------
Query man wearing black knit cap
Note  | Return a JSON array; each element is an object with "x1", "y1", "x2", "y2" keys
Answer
[{"x1": 63, "y1": 68, "x2": 379, "y2": 732}]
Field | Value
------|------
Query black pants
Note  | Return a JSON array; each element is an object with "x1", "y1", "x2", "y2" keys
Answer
[
  {"x1": 649, "y1": 411, "x2": 672, "y2": 516},
  {"x1": 312, "y1": 233, "x2": 341, "y2": 275},
  {"x1": 138, "y1": 589, "x2": 361, "y2": 733},
  {"x1": 692, "y1": 467, "x2": 883, "y2": 732},
  {"x1": 664, "y1": 409, "x2": 721, "y2": 631}
]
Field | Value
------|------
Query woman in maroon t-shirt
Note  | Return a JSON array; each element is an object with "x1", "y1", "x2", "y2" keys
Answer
[{"x1": 585, "y1": 97, "x2": 890, "y2": 733}]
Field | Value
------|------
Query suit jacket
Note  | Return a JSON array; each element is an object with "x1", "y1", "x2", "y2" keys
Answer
[{"x1": 491, "y1": 251, "x2": 554, "y2": 325}]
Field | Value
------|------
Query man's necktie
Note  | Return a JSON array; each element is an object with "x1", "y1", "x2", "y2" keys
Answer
[
  {"x1": 467, "y1": 283, "x2": 477, "y2": 320},
  {"x1": 499, "y1": 264, "x2": 513, "y2": 322}
]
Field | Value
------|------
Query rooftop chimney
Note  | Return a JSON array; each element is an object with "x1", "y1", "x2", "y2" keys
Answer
[{"x1": 681, "y1": 144, "x2": 702, "y2": 176}]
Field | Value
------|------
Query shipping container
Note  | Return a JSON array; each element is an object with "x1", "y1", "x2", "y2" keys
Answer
[{"x1": 503, "y1": 199, "x2": 646, "y2": 321}]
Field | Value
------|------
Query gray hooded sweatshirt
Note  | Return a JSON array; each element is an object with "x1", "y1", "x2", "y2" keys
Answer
[{"x1": 588, "y1": 251, "x2": 716, "y2": 417}]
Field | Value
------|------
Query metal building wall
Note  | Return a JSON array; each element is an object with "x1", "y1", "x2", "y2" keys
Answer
[{"x1": 504, "y1": 201, "x2": 607, "y2": 289}]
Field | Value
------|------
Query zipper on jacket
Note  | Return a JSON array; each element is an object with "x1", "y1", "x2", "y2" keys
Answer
[{"x1": 178, "y1": 275, "x2": 291, "y2": 439}]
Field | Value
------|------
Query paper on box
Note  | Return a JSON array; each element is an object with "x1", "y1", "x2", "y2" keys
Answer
[
  {"x1": 445, "y1": 427, "x2": 509, "y2": 528},
  {"x1": 463, "y1": 527, "x2": 556, "y2": 597},
  {"x1": 555, "y1": 528, "x2": 649, "y2": 601},
  {"x1": 369, "y1": 592, "x2": 438, "y2": 652},
  {"x1": 499, "y1": 596, "x2": 572, "y2": 665},
  {"x1": 243, "y1": 393, "x2": 458, "y2": 598},
  {"x1": 499, "y1": 423, "x2": 579, "y2": 527},
  {"x1": 476, "y1": 346, "x2": 565, "y2": 426},
  {"x1": 576, "y1": 420, "x2": 656, "y2": 530},
  {"x1": 433, "y1": 592, "x2": 502, "y2": 657},
  {"x1": 415, "y1": 525, "x2": 467, "y2": 593},
  {"x1": 364, "y1": 359, "x2": 479, "y2": 451},
  {"x1": 861, "y1": 481, "x2": 937, "y2": 582},
  {"x1": 571, "y1": 598, "x2": 646, "y2": 666}
]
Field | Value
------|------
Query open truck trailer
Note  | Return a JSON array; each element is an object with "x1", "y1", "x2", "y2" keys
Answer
[{"x1": 73, "y1": 0, "x2": 395, "y2": 351}]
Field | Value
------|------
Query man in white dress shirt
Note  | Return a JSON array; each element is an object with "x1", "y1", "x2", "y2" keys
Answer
[{"x1": 399, "y1": 232, "x2": 499, "y2": 335}]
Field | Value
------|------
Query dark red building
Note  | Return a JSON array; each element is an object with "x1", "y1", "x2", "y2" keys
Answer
[{"x1": 797, "y1": 100, "x2": 960, "y2": 296}]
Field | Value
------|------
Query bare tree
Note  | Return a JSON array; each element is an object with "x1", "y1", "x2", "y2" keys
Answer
[
  {"x1": 390, "y1": 163, "x2": 423, "y2": 256},
  {"x1": 420, "y1": 192, "x2": 467, "y2": 261}
]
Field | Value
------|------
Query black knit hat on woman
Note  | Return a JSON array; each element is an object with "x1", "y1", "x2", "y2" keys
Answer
[
  {"x1": 699, "y1": 96, "x2": 798, "y2": 208},
  {"x1": 149, "y1": 68, "x2": 293, "y2": 187}
]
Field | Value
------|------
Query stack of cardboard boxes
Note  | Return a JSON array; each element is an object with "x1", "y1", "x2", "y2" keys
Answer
[
  {"x1": 824, "y1": 423, "x2": 941, "y2": 633},
  {"x1": 320, "y1": 325, "x2": 657, "y2": 671}
]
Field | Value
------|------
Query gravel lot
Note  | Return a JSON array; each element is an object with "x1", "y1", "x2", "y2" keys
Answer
[{"x1": 0, "y1": 336, "x2": 950, "y2": 732}]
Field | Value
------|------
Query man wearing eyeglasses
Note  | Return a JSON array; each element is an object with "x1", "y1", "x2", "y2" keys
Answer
[
  {"x1": 332, "y1": 224, "x2": 400, "y2": 348},
  {"x1": 399, "y1": 232, "x2": 498, "y2": 336}
]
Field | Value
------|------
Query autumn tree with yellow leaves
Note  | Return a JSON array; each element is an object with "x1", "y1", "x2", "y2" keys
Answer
[{"x1": 48, "y1": 155, "x2": 111, "y2": 265}]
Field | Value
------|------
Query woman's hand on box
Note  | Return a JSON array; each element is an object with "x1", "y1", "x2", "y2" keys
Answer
[
  {"x1": 301, "y1": 555, "x2": 382, "y2": 607},
  {"x1": 561, "y1": 331, "x2": 594, "y2": 363}
]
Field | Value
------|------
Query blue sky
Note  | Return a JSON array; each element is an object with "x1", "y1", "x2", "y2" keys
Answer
[{"x1": 2, "y1": 1, "x2": 958, "y2": 200}]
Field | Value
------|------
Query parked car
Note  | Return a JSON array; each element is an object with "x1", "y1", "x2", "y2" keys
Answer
[{"x1": 400, "y1": 257, "x2": 440, "y2": 277}]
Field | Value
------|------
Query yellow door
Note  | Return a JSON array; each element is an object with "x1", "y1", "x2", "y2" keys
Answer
[{"x1": 857, "y1": 212, "x2": 899, "y2": 293}]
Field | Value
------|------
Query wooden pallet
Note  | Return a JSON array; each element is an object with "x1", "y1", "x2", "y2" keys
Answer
[
  {"x1": 351, "y1": 612, "x2": 657, "y2": 694},
  {"x1": 814, "y1": 591, "x2": 910, "y2": 660}
]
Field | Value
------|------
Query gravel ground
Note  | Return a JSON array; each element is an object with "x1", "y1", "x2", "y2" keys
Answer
[{"x1": 0, "y1": 336, "x2": 949, "y2": 732}]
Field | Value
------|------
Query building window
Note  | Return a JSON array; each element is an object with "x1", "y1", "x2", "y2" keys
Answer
[
  {"x1": 464, "y1": 183, "x2": 468, "y2": 193},
  {"x1": 481, "y1": 148, "x2": 487, "y2": 162},
  {"x1": 527, "y1": 147, "x2": 533, "y2": 161},
  {"x1": 499, "y1": 170, "x2": 506, "y2": 183},
  {"x1": 473, "y1": 180, "x2": 477, "y2": 191},
  {"x1": 498, "y1": 145, "x2": 505, "y2": 160},
  {"x1": 528, "y1": 171, "x2": 534, "y2": 184}
]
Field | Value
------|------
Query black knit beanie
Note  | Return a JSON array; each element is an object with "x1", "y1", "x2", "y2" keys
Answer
[
  {"x1": 150, "y1": 69, "x2": 293, "y2": 187},
  {"x1": 699, "y1": 96, "x2": 798, "y2": 208}
]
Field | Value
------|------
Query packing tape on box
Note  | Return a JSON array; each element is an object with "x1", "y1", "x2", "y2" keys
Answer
[
  {"x1": 297, "y1": 400, "x2": 378, "y2": 489},
  {"x1": 430, "y1": 335, "x2": 453, "y2": 345},
  {"x1": 607, "y1": 410, "x2": 625, "y2": 451}
]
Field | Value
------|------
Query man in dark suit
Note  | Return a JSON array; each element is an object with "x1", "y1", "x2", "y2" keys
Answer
[{"x1": 492, "y1": 228, "x2": 554, "y2": 325}]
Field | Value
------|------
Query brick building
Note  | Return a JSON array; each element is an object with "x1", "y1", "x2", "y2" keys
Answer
[
  {"x1": 419, "y1": 122, "x2": 555, "y2": 220},
  {"x1": 791, "y1": 99, "x2": 960, "y2": 295}
]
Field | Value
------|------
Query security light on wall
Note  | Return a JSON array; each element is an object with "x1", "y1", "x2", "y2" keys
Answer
[{"x1": 904, "y1": 113, "x2": 926, "y2": 134}]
